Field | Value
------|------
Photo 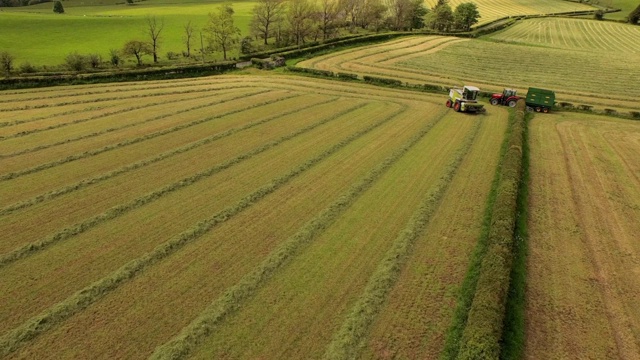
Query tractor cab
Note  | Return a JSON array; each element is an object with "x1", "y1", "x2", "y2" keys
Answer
[
  {"x1": 462, "y1": 86, "x2": 480, "y2": 102},
  {"x1": 502, "y1": 88, "x2": 517, "y2": 98}
]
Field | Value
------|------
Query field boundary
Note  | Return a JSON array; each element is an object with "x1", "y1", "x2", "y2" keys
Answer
[{"x1": 455, "y1": 100, "x2": 526, "y2": 360}]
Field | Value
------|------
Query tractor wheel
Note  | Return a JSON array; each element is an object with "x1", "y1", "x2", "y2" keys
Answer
[
  {"x1": 490, "y1": 98, "x2": 499, "y2": 106},
  {"x1": 454, "y1": 102, "x2": 461, "y2": 112},
  {"x1": 446, "y1": 99, "x2": 452, "y2": 108},
  {"x1": 543, "y1": 107, "x2": 549, "y2": 113},
  {"x1": 508, "y1": 100, "x2": 517, "y2": 107}
]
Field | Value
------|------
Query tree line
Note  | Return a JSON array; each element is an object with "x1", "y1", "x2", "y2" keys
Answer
[{"x1": 1, "y1": 0, "x2": 480, "y2": 75}]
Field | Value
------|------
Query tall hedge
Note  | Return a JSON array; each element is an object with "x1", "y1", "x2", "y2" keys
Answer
[{"x1": 456, "y1": 100, "x2": 526, "y2": 360}]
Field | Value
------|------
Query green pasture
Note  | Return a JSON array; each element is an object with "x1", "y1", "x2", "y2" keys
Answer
[{"x1": 0, "y1": 0, "x2": 255, "y2": 66}]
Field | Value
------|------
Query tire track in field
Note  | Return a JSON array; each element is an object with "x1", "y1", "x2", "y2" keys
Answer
[
  {"x1": 0, "y1": 86, "x2": 252, "y2": 140},
  {"x1": 0, "y1": 90, "x2": 282, "y2": 181},
  {"x1": 0, "y1": 101, "x2": 404, "y2": 358},
  {"x1": 0, "y1": 95, "x2": 330, "y2": 216},
  {"x1": 323, "y1": 119, "x2": 481, "y2": 360},
  {"x1": 0, "y1": 90, "x2": 252, "y2": 156},
  {"x1": 148, "y1": 107, "x2": 441, "y2": 360},
  {"x1": 0, "y1": 101, "x2": 366, "y2": 268}
]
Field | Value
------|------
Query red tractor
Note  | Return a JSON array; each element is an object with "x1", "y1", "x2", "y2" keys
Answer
[{"x1": 490, "y1": 88, "x2": 520, "y2": 108}]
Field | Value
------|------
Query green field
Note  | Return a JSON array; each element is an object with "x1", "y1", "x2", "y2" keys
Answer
[
  {"x1": 299, "y1": 19, "x2": 640, "y2": 112},
  {"x1": 0, "y1": 75, "x2": 511, "y2": 358},
  {"x1": 0, "y1": 0, "x2": 255, "y2": 66}
]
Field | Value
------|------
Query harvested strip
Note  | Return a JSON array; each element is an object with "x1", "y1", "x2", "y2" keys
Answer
[
  {"x1": 0, "y1": 95, "x2": 331, "y2": 217},
  {"x1": 0, "y1": 101, "x2": 402, "y2": 357},
  {"x1": 149, "y1": 107, "x2": 445, "y2": 360},
  {"x1": 323, "y1": 117, "x2": 481, "y2": 360}
]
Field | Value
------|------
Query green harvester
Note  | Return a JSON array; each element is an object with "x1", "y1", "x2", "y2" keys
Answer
[{"x1": 446, "y1": 86, "x2": 485, "y2": 113}]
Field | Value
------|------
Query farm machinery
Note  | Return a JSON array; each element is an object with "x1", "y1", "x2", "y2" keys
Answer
[
  {"x1": 490, "y1": 87, "x2": 556, "y2": 113},
  {"x1": 445, "y1": 86, "x2": 485, "y2": 113}
]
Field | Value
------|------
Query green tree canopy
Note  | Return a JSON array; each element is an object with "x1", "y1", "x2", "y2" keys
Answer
[
  {"x1": 204, "y1": 4, "x2": 241, "y2": 60},
  {"x1": 454, "y1": 2, "x2": 480, "y2": 31},
  {"x1": 53, "y1": 0, "x2": 64, "y2": 13}
]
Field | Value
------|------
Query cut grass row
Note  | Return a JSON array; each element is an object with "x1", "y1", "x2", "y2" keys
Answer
[
  {"x1": 0, "y1": 98, "x2": 410, "y2": 357},
  {"x1": 323, "y1": 116, "x2": 482, "y2": 360},
  {"x1": 0, "y1": 89, "x2": 263, "y2": 158},
  {"x1": 360, "y1": 109, "x2": 509, "y2": 359},
  {"x1": 0, "y1": 90, "x2": 285, "y2": 186},
  {"x1": 0, "y1": 98, "x2": 374, "y2": 266},
  {"x1": 152, "y1": 108, "x2": 455, "y2": 360},
  {"x1": 14, "y1": 102, "x2": 436, "y2": 360},
  {"x1": 0, "y1": 95, "x2": 332, "y2": 217}
]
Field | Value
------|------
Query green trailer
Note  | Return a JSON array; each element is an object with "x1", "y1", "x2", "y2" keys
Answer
[{"x1": 525, "y1": 87, "x2": 555, "y2": 113}]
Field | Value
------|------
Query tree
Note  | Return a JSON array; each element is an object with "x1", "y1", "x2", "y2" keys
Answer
[
  {"x1": 204, "y1": 4, "x2": 241, "y2": 60},
  {"x1": 286, "y1": 0, "x2": 317, "y2": 45},
  {"x1": 388, "y1": 0, "x2": 412, "y2": 30},
  {"x1": 65, "y1": 52, "x2": 86, "y2": 71},
  {"x1": 240, "y1": 36, "x2": 255, "y2": 54},
  {"x1": 146, "y1": 16, "x2": 164, "y2": 63},
  {"x1": 183, "y1": 21, "x2": 195, "y2": 57},
  {"x1": 122, "y1": 40, "x2": 152, "y2": 65},
  {"x1": 629, "y1": 3, "x2": 640, "y2": 24},
  {"x1": 319, "y1": 0, "x2": 341, "y2": 40},
  {"x1": 52, "y1": 0, "x2": 64, "y2": 13},
  {"x1": 409, "y1": 0, "x2": 428, "y2": 30},
  {"x1": 360, "y1": 0, "x2": 387, "y2": 31},
  {"x1": 453, "y1": 2, "x2": 479, "y2": 31},
  {"x1": 1, "y1": 51, "x2": 15, "y2": 75},
  {"x1": 109, "y1": 49, "x2": 121, "y2": 67},
  {"x1": 426, "y1": 1, "x2": 453, "y2": 31},
  {"x1": 251, "y1": 0, "x2": 284, "y2": 45}
]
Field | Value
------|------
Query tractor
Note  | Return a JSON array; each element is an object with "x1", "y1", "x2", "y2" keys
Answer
[
  {"x1": 445, "y1": 86, "x2": 485, "y2": 113},
  {"x1": 490, "y1": 88, "x2": 520, "y2": 107}
]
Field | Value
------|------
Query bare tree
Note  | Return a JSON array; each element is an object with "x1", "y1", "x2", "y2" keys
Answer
[
  {"x1": 183, "y1": 21, "x2": 195, "y2": 57},
  {"x1": 287, "y1": 0, "x2": 318, "y2": 45},
  {"x1": 1, "y1": 51, "x2": 15, "y2": 75},
  {"x1": 251, "y1": 0, "x2": 284, "y2": 45},
  {"x1": 204, "y1": 4, "x2": 241, "y2": 60},
  {"x1": 319, "y1": 0, "x2": 341, "y2": 40},
  {"x1": 146, "y1": 16, "x2": 164, "y2": 63}
]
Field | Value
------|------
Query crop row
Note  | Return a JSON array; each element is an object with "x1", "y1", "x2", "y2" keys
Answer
[
  {"x1": 456, "y1": 101, "x2": 525, "y2": 359},
  {"x1": 0, "y1": 96, "x2": 331, "y2": 217},
  {"x1": 0, "y1": 101, "x2": 368, "y2": 268},
  {"x1": 323, "y1": 119, "x2": 481, "y2": 359},
  {"x1": 0, "y1": 102, "x2": 406, "y2": 357},
  {"x1": 149, "y1": 108, "x2": 441, "y2": 360},
  {"x1": 0, "y1": 90, "x2": 287, "y2": 181},
  {"x1": 0, "y1": 89, "x2": 252, "y2": 153}
]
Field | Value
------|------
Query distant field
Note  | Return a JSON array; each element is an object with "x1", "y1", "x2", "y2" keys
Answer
[
  {"x1": 0, "y1": 0, "x2": 255, "y2": 66},
  {"x1": 299, "y1": 23, "x2": 640, "y2": 112},
  {"x1": 526, "y1": 112, "x2": 640, "y2": 359},
  {"x1": 0, "y1": 75, "x2": 509, "y2": 358},
  {"x1": 425, "y1": 0, "x2": 595, "y2": 25}
]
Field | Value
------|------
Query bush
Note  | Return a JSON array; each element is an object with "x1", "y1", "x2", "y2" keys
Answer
[
  {"x1": 52, "y1": 0, "x2": 63, "y2": 13},
  {"x1": 19, "y1": 62, "x2": 37, "y2": 74},
  {"x1": 166, "y1": 51, "x2": 180, "y2": 60},
  {"x1": 603, "y1": 108, "x2": 617, "y2": 115},
  {"x1": 286, "y1": 66, "x2": 334, "y2": 77},
  {"x1": 87, "y1": 53, "x2": 101, "y2": 68},
  {"x1": 109, "y1": 49, "x2": 121, "y2": 67},
  {"x1": 558, "y1": 101, "x2": 574, "y2": 109},
  {"x1": 1, "y1": 51, "x2": 15, "y2": 75},
  {"x1": 336, "y1": 72, "x2": 358, "y2": 80},
  {"x1": 64, "y1": 52, "x2": 86, "y2": 71},
  {"x1": 363, "y1": 75, "x2": 402, "y2": 86},
  {"x1": 594, "y1": 10, "x2": 604, "y2": 20},
  {"x1": 630, "y1": 111, "x2": 640, "y2": 119}
]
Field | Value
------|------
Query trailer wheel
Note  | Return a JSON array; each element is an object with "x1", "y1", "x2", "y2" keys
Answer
[
  {"x1": 508, "y1": 100, "x2": 517, "y2": 107},
  {"x1": 446, "y1": 99, "x2": 452, "y2": 108},
  {"x1": 543, "y1": 107, "x2": 549, "y2": 113},
  {"x1": 490, "y1": 98, "x2": 499, "y2": 106},
  {"x1": 535, "y1": 107, "x2": 541, "y2": 112},
  {"x1": 454, "y1": 102, "x2": 461, "y2": 112}
]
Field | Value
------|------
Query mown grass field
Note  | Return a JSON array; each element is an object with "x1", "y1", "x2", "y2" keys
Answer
[
  {"x1": 0, "y1": 0, "x2": 255, "y2": 66},
  {"x1": 0, "y1": 75, "x2": 510, "y2": 358},
  {"x1": 526, "y1": 112, "x2": 640, "y2": 359},
  {"x1": 298, "y1": 20, "x2": 640, "y2": 113},
  {"x1": 425, "y1": 0, "x2": 595, "y2": 25}
]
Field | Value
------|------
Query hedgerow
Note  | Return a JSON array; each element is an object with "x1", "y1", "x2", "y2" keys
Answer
[{"x1": 456, "y1": 100, "x2": 526, "y2": 360}]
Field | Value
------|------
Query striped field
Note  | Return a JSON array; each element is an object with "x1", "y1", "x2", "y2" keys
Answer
[
  {"x1": 298, "y1": 23, "x2": 640, "y2": 112},
  {"x1": 0, "y1": 75, "x2": 509, "y2": 359}
]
